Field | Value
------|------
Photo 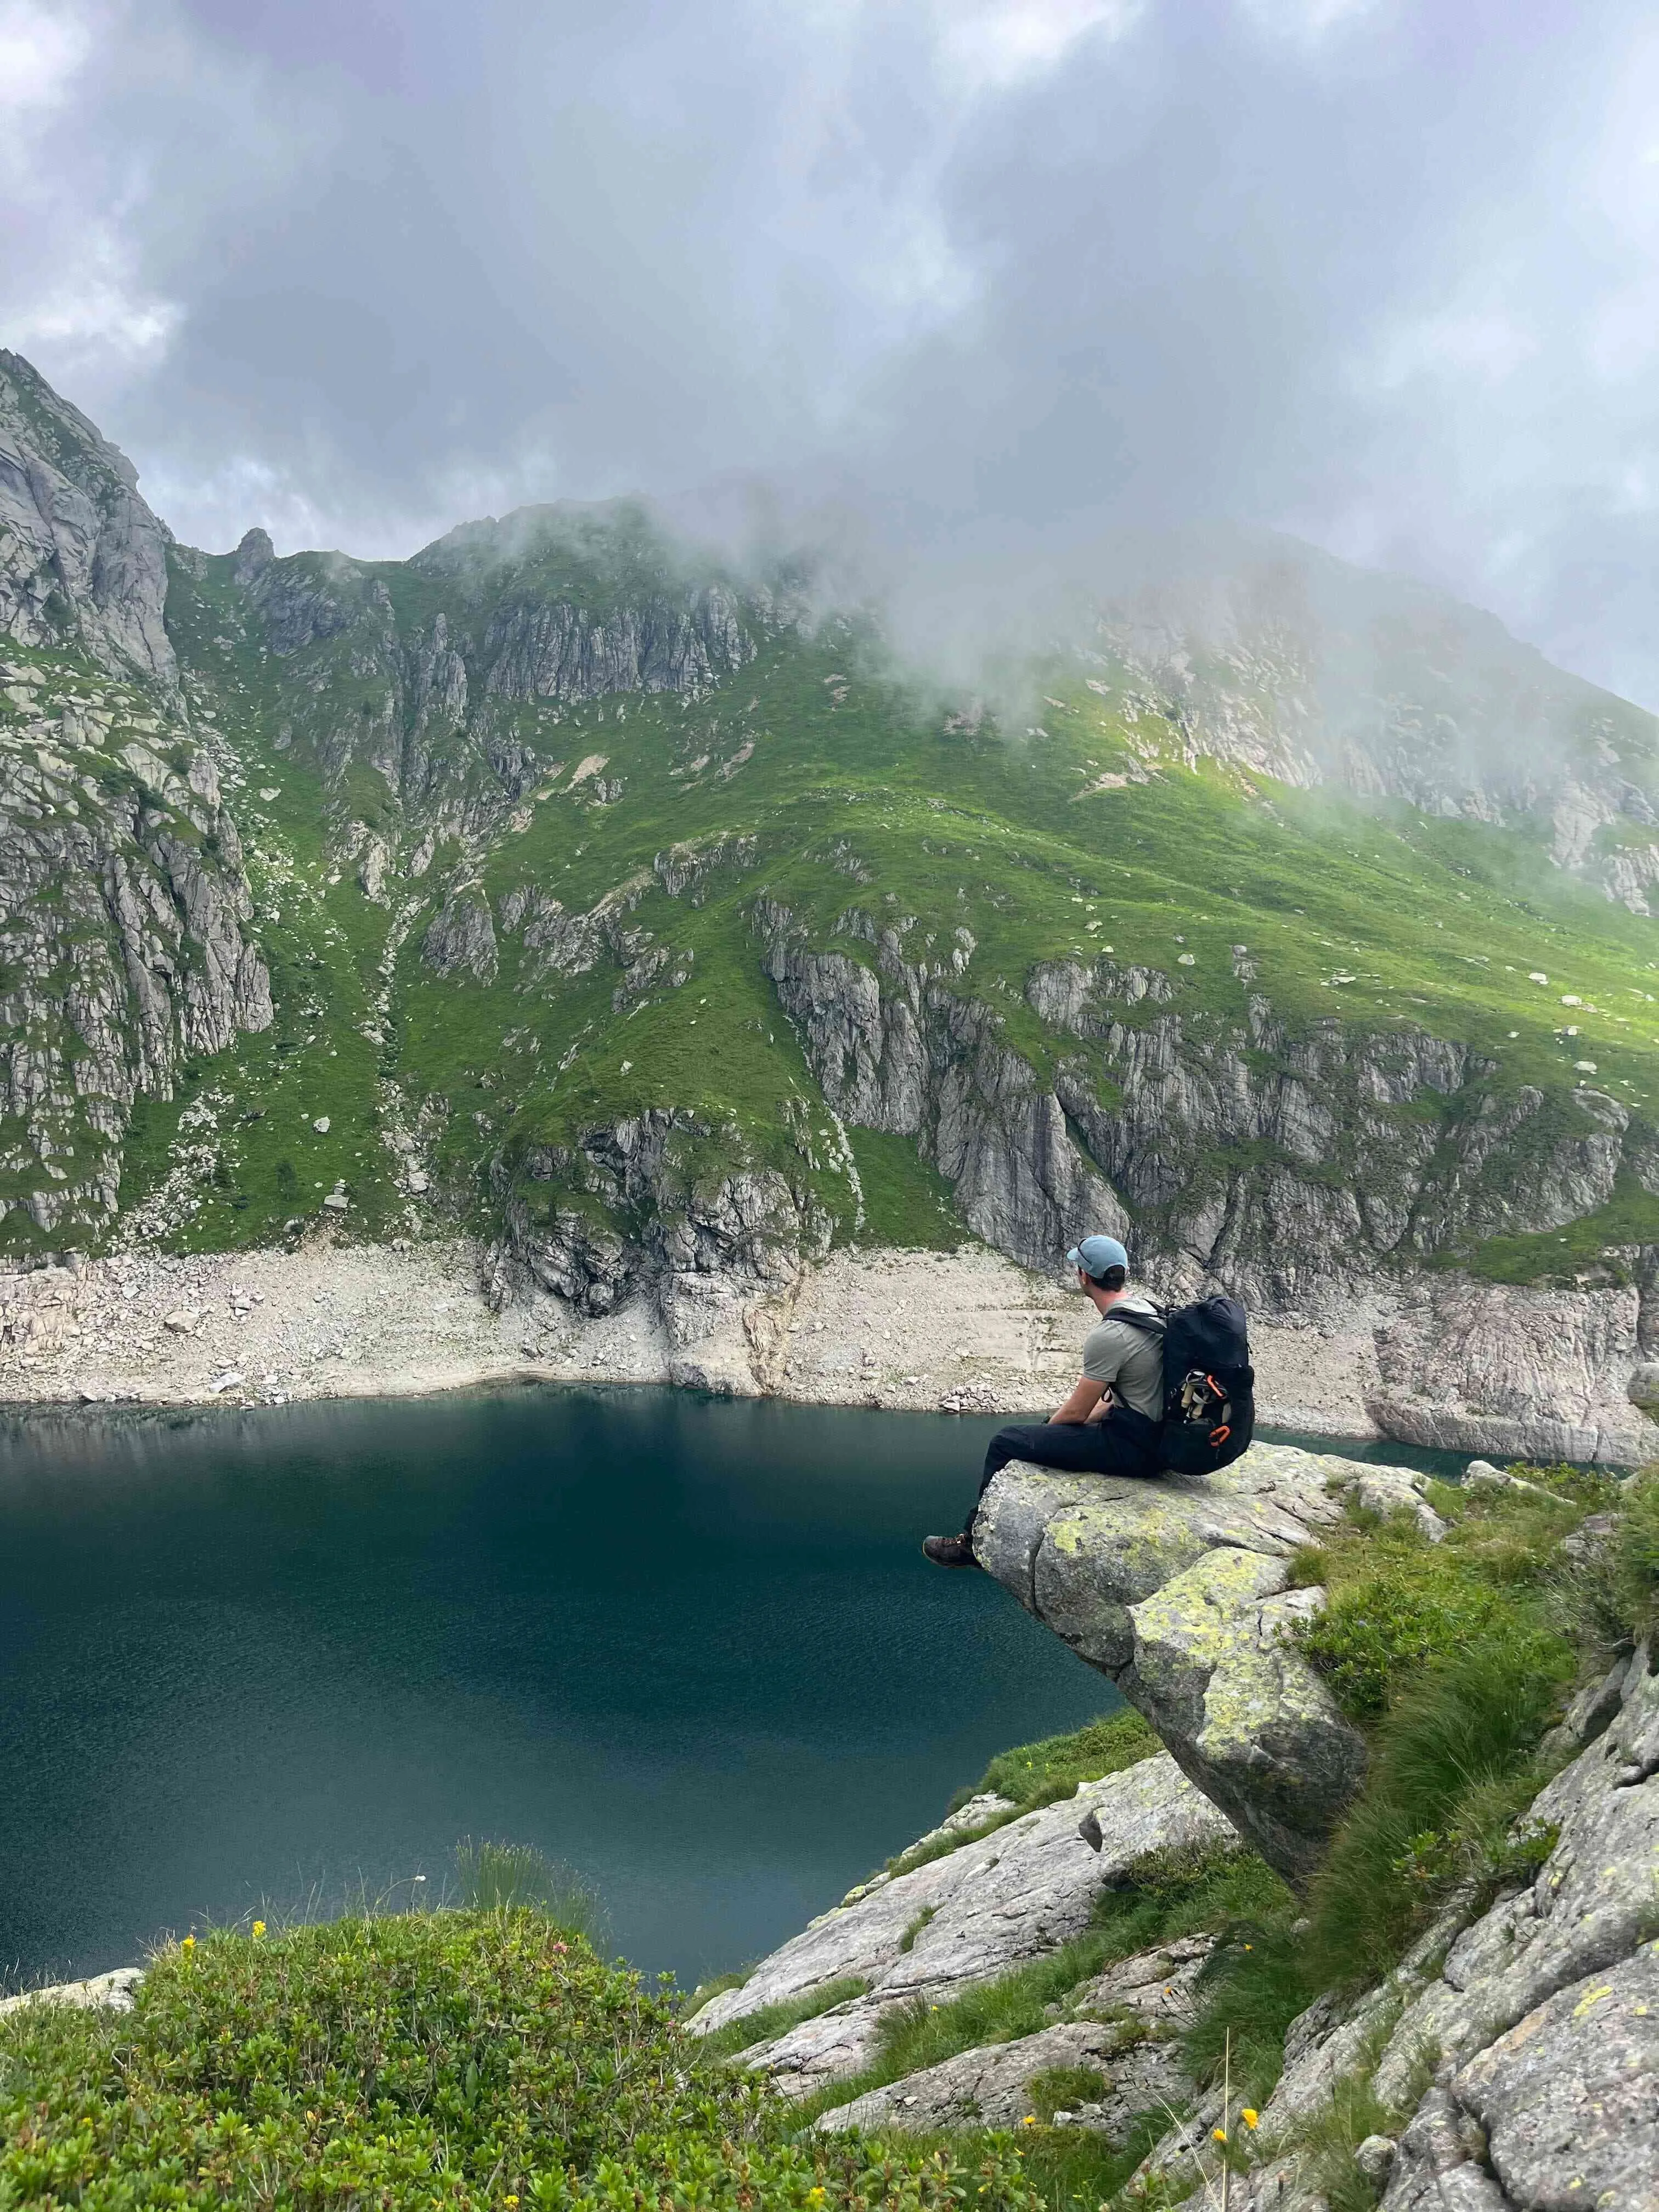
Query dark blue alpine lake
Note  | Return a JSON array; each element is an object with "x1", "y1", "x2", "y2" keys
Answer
[{"x1": 1, "y1": 1385, "x2": 1119, "y2": 1992}]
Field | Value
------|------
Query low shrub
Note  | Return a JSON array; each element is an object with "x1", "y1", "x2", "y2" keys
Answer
[
  {"x1": 1286, "y1": 1489, "x2": 1574, "y2": 1726},
  {"x1": 877, "y1": 2120, "x2": 1164, "y2": 2212},
  {"x1": 0, "y1": 1918, "x2": 1039, "y2": 2210}
]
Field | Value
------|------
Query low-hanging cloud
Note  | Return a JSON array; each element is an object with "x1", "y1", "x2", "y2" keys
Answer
[{"x1": 4, "y1": 0, "x2": 1657, "y2": 704}]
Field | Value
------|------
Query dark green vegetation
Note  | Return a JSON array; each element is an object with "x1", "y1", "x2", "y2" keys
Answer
[
  {"x1": 140, "y1": 573, "x2": 1659, "y2": 1267},
  {"x1": 0, "y1": 1915, "x2": 1038, "y2": 2212},
  {"x1": 452, "y1": 1837, "x2": 609, "y2": 1950}
]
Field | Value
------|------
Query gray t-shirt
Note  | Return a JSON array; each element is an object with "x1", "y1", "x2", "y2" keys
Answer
[{"x1": 1081, "y1": 1299, "x2": 1165, "y2": 1419}]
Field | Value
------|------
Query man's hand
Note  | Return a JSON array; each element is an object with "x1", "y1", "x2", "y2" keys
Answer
[{"x1": 1048, "y1": 1375, "x2": 1107, "y2": 1425}]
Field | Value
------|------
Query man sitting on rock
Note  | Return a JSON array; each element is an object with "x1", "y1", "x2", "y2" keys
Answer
[{"x1": 922, "y1": 1234, "x2": 1164, "y2": 1568}]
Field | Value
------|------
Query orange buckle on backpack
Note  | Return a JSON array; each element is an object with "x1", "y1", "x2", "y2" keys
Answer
[{"x1": 1209, "y1": 1423, "x2": 1231, "y2": 1446}]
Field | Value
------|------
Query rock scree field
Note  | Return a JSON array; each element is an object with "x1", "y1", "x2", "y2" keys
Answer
[{"x1": 8, "y1": 347, "x2": 1659, "y2": 1454}]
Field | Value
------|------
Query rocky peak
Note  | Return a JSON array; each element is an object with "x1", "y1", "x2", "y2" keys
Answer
[
  {"x1": 0, "y1": 351, "x2": 176, "y2": 689},
  {"x1": 232, "y1": 527, "x2": 275, "y2": 586}
]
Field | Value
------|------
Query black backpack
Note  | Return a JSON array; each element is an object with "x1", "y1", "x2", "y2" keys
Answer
[{"x1": 1110, "y1": 1296, "x2": 1255, "y2": 1475}]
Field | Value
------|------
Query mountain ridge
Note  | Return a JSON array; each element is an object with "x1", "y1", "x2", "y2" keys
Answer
[{"x1": 6, "y1": 347, "x2": 1659, "y2": 1452}]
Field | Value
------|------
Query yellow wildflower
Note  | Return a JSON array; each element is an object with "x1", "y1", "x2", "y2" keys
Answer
[
  {"x1": 252, "y1": 1921, "x2": 266, "y2": 1939},
  {"x1": 1212, "y1": 2127, "x2": 1227, "y2": 2143},
  {"x1": 506, "y1": 2198, "x2": 520, "y2": 2208},
  {"x1": 808, "y1": 2191, "x2": 827, "y2": 2205},
  {"x1": 179, "y1": 1936, "x2": 195, "y2": 1954},
  {"x1": 1243, "y1": 2109, "x2": 1260, "y2": 2130},
  {"x1": 1022, "y1": 2114, "x2": 1037, "y2": 2126}
]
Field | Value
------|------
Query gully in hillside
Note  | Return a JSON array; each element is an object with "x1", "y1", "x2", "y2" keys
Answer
[{"x1": 923, "y1": 1235, "x2": 1165, "y2": 1570}]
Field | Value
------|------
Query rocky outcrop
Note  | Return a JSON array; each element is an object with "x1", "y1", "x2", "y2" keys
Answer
[
  {"x1": 0, "y1": 1966, "x2": 143, "y2": 2019},
  {"x1": 477, "y1": 582, "x2": 755, "y2": 703},
  {"x1": 689, "y1": 1751, "x2": 1233, "y2": 2097},
  {"x1": 972, "y1": 1444, "x2": 1446, "y2": 1882},
  {"x1": 1201, "y1": 1643, "x2": 1659, "y2": 2212},
  {"x1": 488, "y1": 1108, "x2": 834, "y2": 1389},
  {"x1": 1033, "y1": 960, "x2": 1644, "y2": 1292},
  {"x1": 758, "y1": 899, "x2": 1127, "y2": 1271},
  {"x1": 816, "y1": 1956, "x2": 1205, "y2": 2140},
  {"x1": 421, "y1": 884, "x2": 498, "y2": 983},
  {"x1": 0, "y1": 352, "x2": 175, "y2": 687},
  {"x1": 755, "y1": 884, "x2": 1659, "y2": 1332},
  {"x1": 0, "y1": 719, "x2": 272, "y2": 1241}
]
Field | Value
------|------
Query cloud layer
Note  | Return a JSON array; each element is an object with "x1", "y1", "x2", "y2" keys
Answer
[{"x1": 4, "y1": 0, "x2": 1657, "y2": 703}]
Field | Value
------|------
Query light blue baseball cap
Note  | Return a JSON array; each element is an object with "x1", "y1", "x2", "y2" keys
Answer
[{"x1": 1066, "y1": 1234, "x2": 1129, "y2": 1281}]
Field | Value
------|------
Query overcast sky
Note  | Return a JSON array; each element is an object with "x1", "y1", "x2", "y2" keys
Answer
[{"x1": 4, "y1": 0, "x2": 1657, "y2": 703}]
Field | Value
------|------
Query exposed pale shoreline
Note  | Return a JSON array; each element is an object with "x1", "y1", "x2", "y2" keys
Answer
[{"x1": 1, "y1": 1236, "x2": 1653, "y2": 1463}]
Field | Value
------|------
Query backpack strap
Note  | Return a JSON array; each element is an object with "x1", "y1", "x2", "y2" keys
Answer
[{"x1": 1103, "y1": 1304, "x2": 1166, "y2": 1340}]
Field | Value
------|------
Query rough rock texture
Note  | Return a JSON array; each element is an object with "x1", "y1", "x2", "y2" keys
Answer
[
  {"x1": 0, "y1": 1966, "x2": 143, "y2": 2018},
  {"x1": 755, "y1": 874, "x2": 1659, "y2": 1321},
  {"x1": 0, "y1": 720, "x2": 272, "y2": 1240},
  {"x1": 1205, "y1": 1644, "x2": 1659, "y2": 2212},
  {"x1": 688, "y1": 1751, "x2": 1233, "y2": 2097},
  {"x1": 487, "y1": 1105, "x2": 834, "y2": 1391},
  {"x1": 0, "y1": 1238, "x2": 675, "y2": 1407},
  {"x1": 811, "y1": 1934, "x2": 1222, "y2": 2147},
  {"x1": 971, "y1": 1443, "x2": 1440, "y2": 1882},
  {"x1": 1372, "y1": 1644, "x2": 1659, "y2": 2110},
  {"x1": 421, "y1": 883, "x2": 498, "y2": 983},
  {"x1": 759, "y1": 897, "x2": 1128, "y2": 1273},
  {"x1": 815, "y1": 2004, "x2": 1192, "y2": 2141},
  {"x1": 0, "y1": 352, "x2": 175, "y2": 686}
]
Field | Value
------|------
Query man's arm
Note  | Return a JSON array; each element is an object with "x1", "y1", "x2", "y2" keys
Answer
[{"x1": 1048, "y1": 1375, "x2": 1108, "y2": 1425}]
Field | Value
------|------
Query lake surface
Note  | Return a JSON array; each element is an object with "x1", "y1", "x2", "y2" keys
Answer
[{"x1": 1, "y1": 1387, "x2": 1123, "y2": 1993}]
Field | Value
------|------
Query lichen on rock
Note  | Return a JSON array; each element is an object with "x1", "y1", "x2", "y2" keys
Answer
[{"x1": 972, "y1": 1443, "x2": 1441, "y2": 1881}]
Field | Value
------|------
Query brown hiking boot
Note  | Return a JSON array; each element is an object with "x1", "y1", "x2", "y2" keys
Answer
[{"x1": 922, "y1": 1532, "x2": 980, "y2": 1569}]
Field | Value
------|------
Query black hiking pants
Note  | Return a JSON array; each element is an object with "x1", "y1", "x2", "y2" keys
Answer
[{"x1": 964, "y1": 1404, "x2": 1162, "y2": 1535}]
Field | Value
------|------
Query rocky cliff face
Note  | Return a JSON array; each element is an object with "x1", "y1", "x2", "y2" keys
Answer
[
  {"x1": 0, "y1": 352, "x2": 176, "y2": 690},
  {"x1": 755, "y1": 896, "x2": 1657, "y2": 1308},
  {"x1": 0, "y1": 356, "x2": 273, "y2": 1250},
  {"x1": 689, "y1": 1442, "x2": 1657, "y2": 2210},
  {"x1": 972, "y1": 1445, "x2": 1413, "y2": 1881}
]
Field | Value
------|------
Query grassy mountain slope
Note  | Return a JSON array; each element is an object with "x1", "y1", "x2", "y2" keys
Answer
[{"x1": 6, "y1": 350, "x2": 1659, "y2": 1293}]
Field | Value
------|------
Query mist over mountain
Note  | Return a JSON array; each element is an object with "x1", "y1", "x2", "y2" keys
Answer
[
  {"x1": 7, "y1": 342, "x2": 1659, "y2": 1425},
  {"x1": 6, "y1": 0, "x2": 1658, "y2": 709}
]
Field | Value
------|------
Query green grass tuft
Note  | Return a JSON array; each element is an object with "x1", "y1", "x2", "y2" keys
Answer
[
  {"x1": 695, "y1": 1975, "x2": 872, "y2": 2061},
  {"x1": 450, "y1": 1836, "x2": 609, "y2": 1949},
  {"x1": 966, "y1": 1711, "x2": 1163, "y2": 1815},
  {"x1": 793, "y1": 1843, "x2": 1288, "y2": 2126}
]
